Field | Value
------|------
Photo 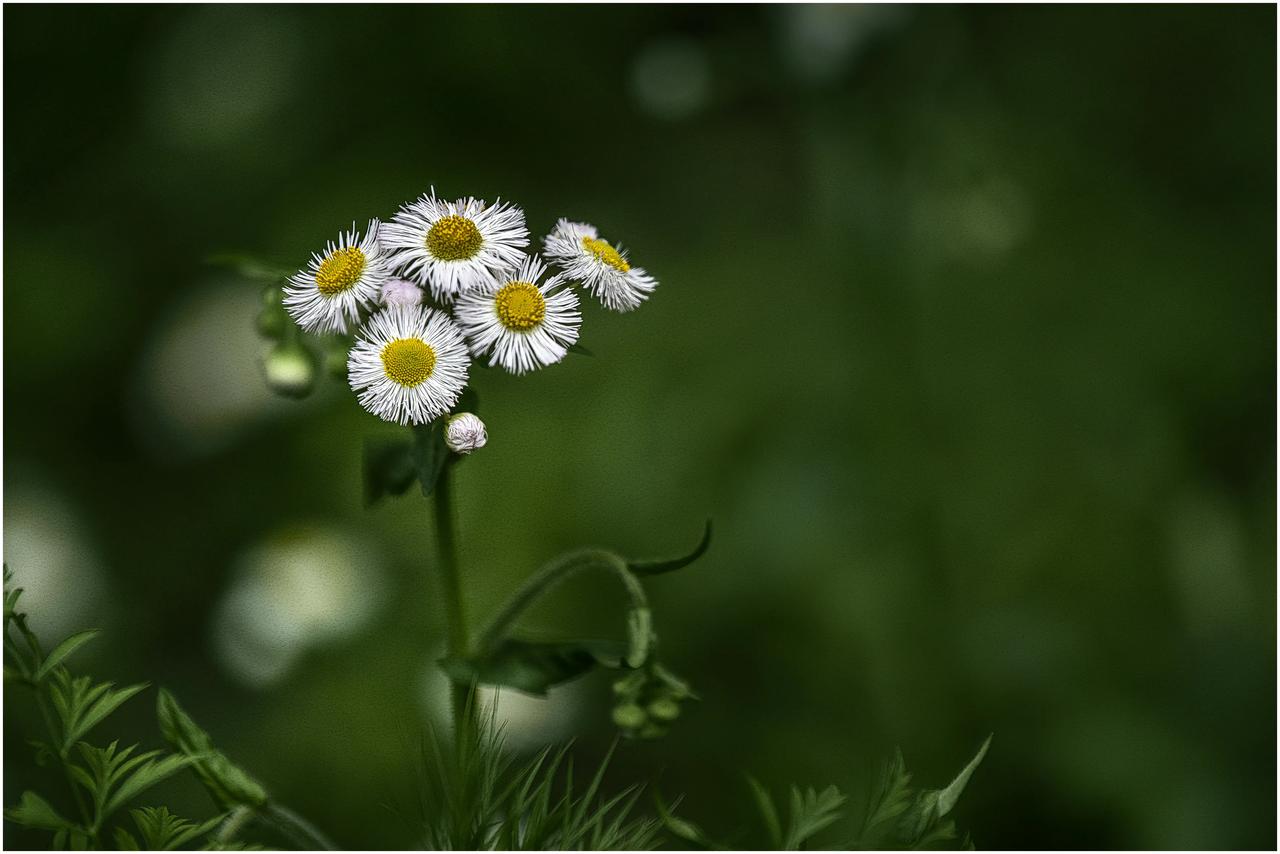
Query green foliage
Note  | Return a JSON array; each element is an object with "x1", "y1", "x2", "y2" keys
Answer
[
  {"x1": 852, "y1": 737, "x2": 992, "y2": 850},
  {"x1": 2, "y1": 568, "x2": 328, "y2": 850},
  {"x1": 74, "y1": 741, "x2": 194, "y2": 827},
  {"x1": 656, "y1": 738, "x2": 991, "y2": 851},
  {"x1": 156, "y1": 690, "x2": 268, "y2": 810},
  {"x1": 35, "y1": 630, "x2": 101, "y2": 682},
  {"x1": 7, "y1": 792, "x2": 76, "y2": 834},
  {"x1": 120, "y1": 807, "x2": 225, "y2": 851},
  {"x1": 50, "y1": 671, "x2": 150, "y2": 758},
  {"x1": 416, "y1": 708, "x2": 664, "y2": 850},
  {"x1": 784, "y1": 785, "x2": 848, "y2": 849}
]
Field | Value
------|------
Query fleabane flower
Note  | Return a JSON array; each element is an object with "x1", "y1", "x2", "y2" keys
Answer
[
  {"x1": 381, "y1": 191, "x2": 529, "y2": 301},
  {"x1": 380, "y1": 277, "x2": 423, "y2": 307},
  {"x1": 444, "y1": 412, "x2": 487, "y2": 454},
  {"x1": 284, "y1": 220, "x2": 392, "y2": 334},
  {"x1": 454, "y1": 255, "x2": 581, "y2": 375},
  {"x1": 542, "y1": 219, "x2": 657, "y2": 312},
  {"x1": 347, "y1": 305, "x2": 470, "y2": 425}
]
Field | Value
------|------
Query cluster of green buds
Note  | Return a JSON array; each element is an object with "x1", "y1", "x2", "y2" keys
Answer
[
  {"x1": 255, "y1": 280, "x2": 348, "y2": 398},
  {"x1": 610, "y1": 662, "x2": 696, "y2": 739}
]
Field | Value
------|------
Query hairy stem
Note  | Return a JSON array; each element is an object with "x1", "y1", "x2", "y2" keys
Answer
[
  {"x1": 214, "y1": 805, "x2": 254, "y2": 845},
  {"x1": 432, "y1": 463, "x2": 475, "y2": 741},
  {"x1": 476, "y1": 549, "x2": 648, "y2": 654}
]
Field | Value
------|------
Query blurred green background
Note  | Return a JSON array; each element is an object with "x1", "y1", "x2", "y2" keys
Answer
[{"x1": 4, "y1": 4, "x2": 1275, "y2": 849}]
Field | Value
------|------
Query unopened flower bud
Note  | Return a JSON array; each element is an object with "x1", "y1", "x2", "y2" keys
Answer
[
  {"x1": 380, "y1": 278, "x2": 424, "y2": 308},
  {"x1": 264, "y1": 343, "x2": 316, "y2": 399},
  {"x1": 444, "y1": 412, "x2": 487, "y2": 455},
  {"x1": 611, "y1": 703, "x2": 647, "y2": 730},
  {"x1": 636, "y1": 722, "x2": 667, "y2": 740},
  {"x1": 647, "y1": 698, "x2": 681, "y2": 722},
  {"x1": 612, "y1": 671, "x2": 645, "y2": 697}
]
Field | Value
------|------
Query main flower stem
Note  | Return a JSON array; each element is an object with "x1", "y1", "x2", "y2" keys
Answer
[{"x1": 433, "y1": 463, "x2": 475, "y2": 741}]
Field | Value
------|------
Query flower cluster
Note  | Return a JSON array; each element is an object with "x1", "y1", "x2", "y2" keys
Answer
[
  {"x1": 610, "y1": 662, "x2": 696, "y2": 740},
  {"x1": 278, "y1": 190, "x2": 659, "y2": 428}
]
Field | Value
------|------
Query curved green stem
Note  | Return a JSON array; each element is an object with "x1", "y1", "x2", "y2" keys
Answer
[{"x1": 476, "y1": 548, "x2": 649, "y2": 655}]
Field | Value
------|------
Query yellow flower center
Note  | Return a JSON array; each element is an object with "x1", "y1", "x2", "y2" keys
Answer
[
  {"x1": 581, "y1": 236, "x2": 630, "y2": 272},
  {"x1": 426, "y1": 215, "x2": 484, "y2": 261},
  {"x1": 380, "y1": 338, "x2": 436, "y2": 387},
  {"x1": 494, "y1": 281, "x2": 546, "y2": 331},
  {"x1": 315, "y1": 247, "x2": 366, "y2": 296}
]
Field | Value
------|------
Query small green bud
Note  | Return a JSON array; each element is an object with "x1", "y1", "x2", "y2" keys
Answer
[
  {"x1": 647, "y1": 698, "x2": 681, "y2": 722},
  {"x1": 263, "y1": 343, "x2": 315, "y2": 399},
  {"x1": 612, "y1": 670, "x2": 646, "y2": 697},
  {"x1": 636, "y1": 722, "x2": 667, "y2": 740},
  {"x1": 611, "y1": 703, "x2": 647, "y2": 730}
]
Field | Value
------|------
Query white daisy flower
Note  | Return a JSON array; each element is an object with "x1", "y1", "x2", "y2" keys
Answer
[
  {"x1": 380, "y1": 277, "x2": 423, "y2": 307},
  {"x1": 283, "y1": 220, "x2": 392, "y2": 334},
  {"x1": 453, "y1": 254, "x2": 582, "y2": 375},
  {"x1": 347, "y1": 305, "x2": 470, "y2": 426},
  {"x1": 542, "y1": 219, "x2": 657, "y2": 312},
  {"x1": 381, "y1": 191, "x2": 529, "y2": 301}
]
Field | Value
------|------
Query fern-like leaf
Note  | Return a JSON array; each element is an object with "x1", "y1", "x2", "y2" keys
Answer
[
  {"x1": 783, "y1": 784, "x2": 848, "y2": 849},
  {"x1": 130, "y1": 805, "x2": 225, "y2": 850}
]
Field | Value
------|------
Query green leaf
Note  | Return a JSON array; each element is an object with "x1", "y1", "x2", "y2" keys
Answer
[
  {"x1": 935, "y1": 735, "x2": 991, "y2": 817},
  {"x1": 64, "y1": 682, "x2": 149, "y2": 750},
  {"x1": 157, "y1": 690, "x2": 268, "y2": 809},
  {"x1": 782, "y1": 784, "x2": 846, "y2": 849},
  {"x1": 34, "y1": 629, "x2": 100, "y2": 681},
  {"x1": 745, "y1": 776, "x2": 783, "y2": 849},
  {"x1": 114, "y1": 827, "x2": 140, "y2": 850},
  {"x1": 895, "y1": 737, "x2": 992, "y2": 847},
  {"x1": 628, "y1": 521, "x2": 713, "y2": 577},
  {"x1": 131, "y1": 806, "x2": 226, "y2": 850},
  {"x1": 857, "y1": 749, "x2": 914, "y2": 846},
  {"x1": 206, "y1": 253, "x2": 291, "y2": 283},
  {"x1": 852, "y1": 740, "x2": 990, "y2": 850},
  {"x1": 104, "y1": 753, "x2": 194, "y2": 817},
  {"x1": 4, "y1": 583, "x2": 23, "y2": 620},
  {"x1": 5, "y1": 791, "x2": 77, "y2": 832},
  {"x1": 440, "y1": 638, "x2": 625, "y2": 696},
  {"x1": 68, "y1": 763, "x2": 96, "y2": 795},
  {"x1": 362, "y1": 437, "x2": 416, "y2": 507},
  {"x1": 656, "y1": 795, "x2": 717, "y2": 849}
]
